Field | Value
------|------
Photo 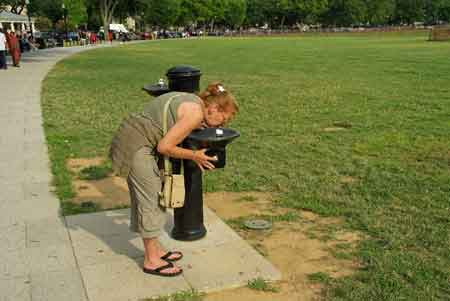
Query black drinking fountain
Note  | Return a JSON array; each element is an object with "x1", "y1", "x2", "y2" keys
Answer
[{"x1": 144, "y1": 66, "x2": 240, "y2": 241}]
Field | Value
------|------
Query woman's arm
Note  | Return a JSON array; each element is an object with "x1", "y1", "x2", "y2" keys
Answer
[{"x1": 157, "y1": 102, "x2": 217, "y2": 171}]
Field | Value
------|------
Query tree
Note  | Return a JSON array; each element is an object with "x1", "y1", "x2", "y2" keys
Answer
[
  {"x1": 423, "y1": 0, "x2": 450, "y2": 24},
  {"x1": 192, "y1": 0, "x2": 214, "y2": 29},
  {"x1": 290, "y1": 0, "x2": 329, "y2": 25},
  {"x1": 34, "y1": 16, "x2": 53, "y2": 30},
  {"x1": 95, "y1": 0, "x2": 121, "y2": 33},
  {"x1": 87, "y1": 0, "x2": 147, "y2": 31},
  {"x1": 63, "y1": 0, "x2": 87, "y2": 27},
  {"x1": 85, "y1": 1, "x2": 102, "y2": 30},
  {"x1": 223, "y1": 0, "x2": 247, "y2": 29},
  {"x1": 2, "y1": 0, "x2": 27, "y2": 14},
  {"x1": 440, "y1": 0, "x2": 450, "y2": 22},
  {"x1": 114, "y1": 0, "x2": 147, "y2": 23},
  {"x1": 263, "y1": 0, "x2": 291, "y2": 29},
  {"x1": 394, "y1": 0, "x2": 425, "y2": 24},
  {"x1": 144, "y1": 0, "x2": 181, "y2": 29},
  {"x1": 245, "y1": 0, "x2": 267, "y2": 26},
  {"x1": 28, "y1": 0, "x2": 64, "y2": 26},
  {"x1": 208, "y1": 0, "x2": 226, "y2": 30},
  {"x1": 321, "y1": 0, "x2": 367, "y2": 26},
  {"x1": 177, "y1": 0, "x2": 197, "y2": 27},
  {"x1": 364, "y1": 0, "x2": 395, "y2": 25}
]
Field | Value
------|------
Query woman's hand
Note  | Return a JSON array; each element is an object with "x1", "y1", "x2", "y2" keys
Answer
[{"x1": 192, "y1": 149, "x2": 218, "y2": 171}]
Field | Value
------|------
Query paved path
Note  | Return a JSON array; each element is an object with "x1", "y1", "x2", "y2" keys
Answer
[
  {"x1": 0, "y1": 45, "x2": 109, "y2": 301},
  {"x1": 0, "y1": 44, "x2": 281, "y2": 301}
]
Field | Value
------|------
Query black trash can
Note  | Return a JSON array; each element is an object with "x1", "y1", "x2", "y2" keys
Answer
[
  {"x1": 166, "y1": 65, "x2": 201, "y2": 93},
  {"x1": 143, "y1": 65, "x2": 201, "y2": 96}
]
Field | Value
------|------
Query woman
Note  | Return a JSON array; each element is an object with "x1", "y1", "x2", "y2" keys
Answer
[
  {"x1": 109, "y1": 82, "x2": 238, "y2": 277},
  {"x1": 5, "y1": 30, "x2": 20, "y2": 67}
]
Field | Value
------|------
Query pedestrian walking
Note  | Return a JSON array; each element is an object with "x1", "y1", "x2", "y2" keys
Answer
[
  {"x1": 0, "y1": 29, "x2": 7, "y2": 70},
  {"x1": 90, "y1": 32, "x2": 97, "y2": 45},
  {"x1": 5, "y1": 30, "x2": 20, "y2": 67}
]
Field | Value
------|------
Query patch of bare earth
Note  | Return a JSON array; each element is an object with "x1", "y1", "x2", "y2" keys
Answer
[
  {"x1": 67, "y1": 158, "x2": 130, "y2": 208},
  {"x1": 203, "y1": 192, "x2": 360, "y2": 301},
  {"x1": 67, "y1": 159, "x2": 361, "y2": 301}
]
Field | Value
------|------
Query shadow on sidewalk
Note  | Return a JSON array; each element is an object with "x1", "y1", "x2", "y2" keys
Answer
[{"x1": 64, "y1": 207, "x2": 174, "y2": 268}]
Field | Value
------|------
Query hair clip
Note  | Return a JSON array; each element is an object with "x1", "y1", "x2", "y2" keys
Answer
[{"x1": 217, "y1": 85, "x2": 225, "y2": 93}]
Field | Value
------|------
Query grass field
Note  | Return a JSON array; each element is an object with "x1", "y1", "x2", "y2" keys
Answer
[{"x1": 42, "y1": 32, "x2": 450, "y2": 300}]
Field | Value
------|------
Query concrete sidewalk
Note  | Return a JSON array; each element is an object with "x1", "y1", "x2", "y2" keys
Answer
[{"x1": 0, "y1": 44, "x2": 281, "y2": 301}]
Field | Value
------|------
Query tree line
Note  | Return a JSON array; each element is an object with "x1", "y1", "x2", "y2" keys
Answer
[{"x1": 1, "y1": 0, "x2": 450, "y2": 32}]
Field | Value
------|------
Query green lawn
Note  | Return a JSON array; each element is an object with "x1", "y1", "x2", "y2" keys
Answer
[{"x1": 42, "y1": 32, "x2": 450, "y2": 300}]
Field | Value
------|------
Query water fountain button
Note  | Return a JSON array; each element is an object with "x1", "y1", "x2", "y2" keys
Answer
[{"x1": 216, "y1": 129, "x2": 224, "y2": 137}]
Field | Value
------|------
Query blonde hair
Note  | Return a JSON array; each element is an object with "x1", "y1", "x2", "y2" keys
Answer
[{"x1": 197, "y1": 82, "x2": 239, "y2": 113}]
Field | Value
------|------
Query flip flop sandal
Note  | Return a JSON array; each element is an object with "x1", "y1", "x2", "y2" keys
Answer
[
  {"x1": 143, "y1": 262, "x2": 183, "y2": 277},
  {"x1": 161, "y1": 251, "x2": 183, "y2": 262}
]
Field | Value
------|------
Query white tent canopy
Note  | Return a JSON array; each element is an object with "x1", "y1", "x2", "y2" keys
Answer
[
  {"x1": 109, "y1": 23, "x2": 128, "y2": 33},
  {"x1": 0, "y1": 11, "x2": 36, "y2": 32}
]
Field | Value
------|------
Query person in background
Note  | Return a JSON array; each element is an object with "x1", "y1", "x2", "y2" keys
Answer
[
  {"x1": 5, "y1": 30, "x2": 20, "y2": 67},
  {"x1": 19, "y1": 31, "x2": 30, "y2": 52},
  {"x1": 0, "y1": 28, "x2": 7, "y2": 70},
  {"x1": 86, "y1": 31, "x2": 91, "y2": 45},
  {"x1": 90, "y1": 31, "x2": 97, "y2": 45},
  {"x1": 108, "y1": 30, "x2": 113, "y2": 44},
  {"x1": 27, "y1": 34, "x2": 38, "y2": 51}
]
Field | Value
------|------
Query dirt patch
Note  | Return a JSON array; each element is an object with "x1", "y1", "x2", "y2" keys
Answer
[
  {"x1": 323, "y1": 127, "x2": 347, "y2": 132},
  {"x1": 203, "y1": 192, "x2": 360, "y2": 301},
  {"x1": 67, "y1": 158, "x2": 130, "y2": 209},
  {"x1": 340, "y1": 176, "x2": 358, "y2": 184},
  {"x1": 72, "y1": 178, "x2": 130, "y2": 208},
  {"x1": 68, "y1": 158, "x2": 361, "y2": 300},
  {"x1": 67, "y1": 157, "x2": 105, "y2": 174},
  {"x1": 204, "y1": 192, "x2": 289, "y2": 219}
]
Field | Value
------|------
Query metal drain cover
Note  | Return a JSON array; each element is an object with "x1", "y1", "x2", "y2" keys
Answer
[{"x1": 244, "y1": 219, "x2": 272, "y2": 230}]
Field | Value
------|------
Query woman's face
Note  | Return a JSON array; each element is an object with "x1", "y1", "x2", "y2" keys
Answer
[{"x1": 204, "y1": 104, "x2": 235, "y2": 128}]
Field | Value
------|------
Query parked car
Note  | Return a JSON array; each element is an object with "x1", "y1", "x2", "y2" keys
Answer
[
  {"x1": 207, "y1": 31, "x2": 225, "y2": 36},
  {"x1": 139, "y1": 32, "x2": 151, "y2": 40},
  {"x1": 34, "y1": 31, "x2": 58, "y2": 49},
  {"x1": 126, "y1": 32, "x2": 139, "y2": 40}
]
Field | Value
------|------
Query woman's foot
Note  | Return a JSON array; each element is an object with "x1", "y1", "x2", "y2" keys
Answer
[
  {"x1": 160, "y1": 251, "x2": 183, "y2": 262},
  {"x1": 143, "y1": 258, "x2": 182, "y2": 277},
  {"x1": 153, "y1": 242, "x2": 183, "y2": 261}
]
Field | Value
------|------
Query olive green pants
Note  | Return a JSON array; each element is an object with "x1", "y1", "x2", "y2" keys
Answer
[{"x1": 127, "y1": 147, "x2": 166, "y2": 238}]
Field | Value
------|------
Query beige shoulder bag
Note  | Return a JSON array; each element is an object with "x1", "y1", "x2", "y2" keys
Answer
[{"x1": 158, "y1": 96, "x2": 185, "y2": 208}]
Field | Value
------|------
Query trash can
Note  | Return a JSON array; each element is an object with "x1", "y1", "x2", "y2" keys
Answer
[
  {"x1": 142, "y1": 65, "x2": 201, "y2": 97},
  {"x1": 166, "y1": 66, "x2": 201, "y2": 93}
]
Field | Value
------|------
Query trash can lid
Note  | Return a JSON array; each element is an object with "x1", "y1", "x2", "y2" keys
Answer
[{"x1": 166, "y1": 65, "x2": 202, "y2": 79}]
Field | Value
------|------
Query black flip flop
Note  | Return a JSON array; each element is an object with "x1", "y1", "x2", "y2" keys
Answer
[
  {"x1": 161, "y1": 251, "x2": 183, "y2": 262},
  {"x1": 143, "y1": 262, "x2": 183, "y2": 277}
]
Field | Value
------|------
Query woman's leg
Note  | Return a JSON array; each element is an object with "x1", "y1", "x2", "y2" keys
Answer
[{"x1": 127, "y1": 147, "x2": 182, "y2": 275}]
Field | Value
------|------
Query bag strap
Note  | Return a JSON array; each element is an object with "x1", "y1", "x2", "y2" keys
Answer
[{"x1": 162, "y1": 94, "x2": 184, "y2": 176}]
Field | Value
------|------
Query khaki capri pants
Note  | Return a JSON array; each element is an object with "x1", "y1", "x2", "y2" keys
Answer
[{"x1": 128, "y1": 147, "x2": 166, "y2": 238}]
